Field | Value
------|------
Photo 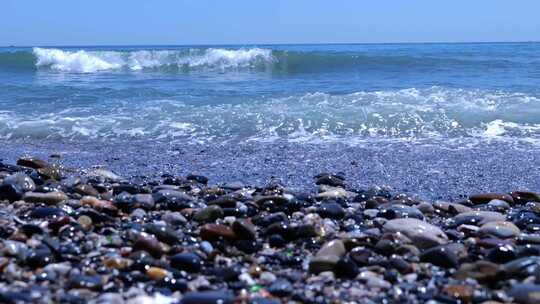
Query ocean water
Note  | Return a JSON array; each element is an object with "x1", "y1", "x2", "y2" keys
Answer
[{"x1": 1, "y1": 43, "x2": 540, "y2": 145}]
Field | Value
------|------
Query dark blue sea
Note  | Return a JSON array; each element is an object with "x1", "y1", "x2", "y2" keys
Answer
[{"x1": 0, "y1": 43, "x2": 539, "y2": 144}]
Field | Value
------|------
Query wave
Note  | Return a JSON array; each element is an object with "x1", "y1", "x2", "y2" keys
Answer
[
  {"x1": 1, "y1": 87, "x2": 540, "y2": 143},
  {"x1": 31, "y1": 47, "x2": 274, "y2": 73},
  {"x1": 0, "y1": 47, "x2": 517, "y2": 73}
]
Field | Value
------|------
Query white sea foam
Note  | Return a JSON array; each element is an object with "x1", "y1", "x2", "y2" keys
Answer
[
  {"x1": 33, "y1": 47, "x2": 274, "y2": 73},
  {"x1": 2, "y1": 87, "x2": 540, "y2": 145}
]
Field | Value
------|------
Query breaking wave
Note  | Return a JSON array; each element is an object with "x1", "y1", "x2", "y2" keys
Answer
[
  {"x1": 31, "y1": 47, "x2": 274, "y2": 73},
  {"x1": 0, "y1": 46, "x2": 519, "y2": 73}
]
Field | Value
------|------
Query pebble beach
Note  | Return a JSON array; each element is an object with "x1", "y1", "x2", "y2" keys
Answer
[{"x1": 1, "y1": 146, "x2": 540, "y2": 303}]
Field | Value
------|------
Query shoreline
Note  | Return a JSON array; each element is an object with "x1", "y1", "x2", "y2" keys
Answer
[
  {"x1": 0, "y1": 149, "x2": 540, "y2": 303},
  {"x1": 1, "y1": 138, "x2": 539, "y2": 200}
]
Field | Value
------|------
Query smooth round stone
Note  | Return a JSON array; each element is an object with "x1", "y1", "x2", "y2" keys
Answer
[
  {"x1": 146, "y1": 267, "x2": 169, "y2": 280},
  {"x1": 433, "y1": 201, "x2": 472, "y2": 214},
  {"x1": 267, "y1": 279, "x2": 293, "y2": 297},
  {"x1": 200, "y1": 224, "x2": 236, "y2": 241},
  {"x1": 77, "y1": 215, "x2": 92, "y2": 231},
  {"x1": 194, "y1": 205, "x2": 224, "y2": 222},
  {"x1": 180, "y1": 291, "x2": 234, "y2": 304},
  {"x1": 89, "y1": 168, "x2": 123, "y2": 182},
  {"x1": 350, "y1": 247, "x2": 372, "y2": 266},
  {"x1": 208, "y1": 196, "x2": 237, "y2": 208},
  {"x1": 452, "y1": 211, "x2": 506, "y2": 227},
  {"x1": 144, "y1": 224, "x2": 180, "y2": 245},
  {"x1": 315, "y1": 173, "x2": 345, "y2": 187},
  {"x1": 232, "y1": 219, "x2": 256, "y2": 240},
  {"x1": 170, "y1": 253, "x2": 203, "y2": 273},
  {"x1": 0, "y1": 173, "x2": 36, "y2": 201},
  {"x1": 69, "y1": 274, "x2": 103, "y2": 291},
  {"x1": 37, "y1": 166, "x2": 62, "y2": 180},
  {"x1": 16, "y1": 157, "x2": 49, "y2": 169},
  {"x1": 383, "y1": 218, "x2": 448, "y2": 249},
  {"x1": 487, "y1": 244, "x2": 518, "y2": 263},
  {"x1": 442, "y1": 284, "x2": 473, "y2": 303},
  {"x1": 487, "y1": 199, "x2": 511, "y2": 211},
  {"x1": 378, "y1": 204, "x2": 424, "y2": 220},
  {"x1": 309, "y1": 239, "x2": 346, "y2": 273},
  {"x1": 420, "y1": 244, "x2": 460, "y2": 268},
  {"x1": 511, "y1": 191, "x2": 540, "y2": 204},
  {"x1": 316, "y1": 202, "x2": 345, "y2": 219},
  {"x1": 508, "y1": 284, "x2": 540, "y2": 304},
  {"x1": 132, "y1": 234, "x2": 166, "y2": 258},
  {"x1": 335, "y1": 255, "x2": 359, "y2": 278},
  {"x1": 29, "y1": 207, "x2": 66, "y2": 219},
  {"x1": 502, "y1": 257, "x2": 540, "y2": 278},
  {"x1": 454, "y1": 261, "x2": 500, "y2": 283},
  {"x1": 23, "y1": 191, "x2": 68, "y2": 205},
  {"x1": 316, "y1": 187, "x2": 356, "y2": 200},
  {"x1": 469, "y1": 193, "x2": 514, "y2": 205},
  {"x1": 478, "y1": 221, "x2": 520, "y2": 238},
  {"x1": 186, "y1": 174, "x2": 209, "y2": 185},
  {"x1": 268, "y1": 234, "x2": 286, "y2": 248},
  {"x1": 26, "y1": 248, "x2": 53, "y2": 269}
]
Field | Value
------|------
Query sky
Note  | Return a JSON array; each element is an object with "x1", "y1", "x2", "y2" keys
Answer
[{"x1": 1, "y1": 0, "x2": 539, "y2": 46}]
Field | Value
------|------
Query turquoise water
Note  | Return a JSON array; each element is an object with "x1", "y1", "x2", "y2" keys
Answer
[{"x1": 0, "y1": 43, "x2": 539, "y2": 143}]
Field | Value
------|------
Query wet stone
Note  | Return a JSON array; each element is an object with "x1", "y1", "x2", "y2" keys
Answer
[
  {"x1": 268, "y1": 279, "x2": 293, "y2": 297},
  {"x1": 420, "y1": 244, "x2": 460, "y2": 268},
  {"x1": 451, "y1": 211, "x2": 506, "y2": 227},
  {"x1": 0, "y1": 173, "x2": 36, "y2": 201},
  {"x1": 232, "y1": 219, "x2": 256, "y2": 240},
  {"x1": 194, "y1": 205, "x2": 224, "y2": 222},
  {"x1": 200, "y1": 224, "x2": 236, "y2": 241},
  {"x1": 16, "y1": 157, "x2": 50, "y2": 169},
  {"x1": 309, "y1": 239, "x2": 346, "y2": 273},
  {"x1": 316, "y1": 202, "x2": 345, "y2": 219},
  {"x1": 469, "y1": 193, "x2": 514, "y2": 205},
  {"x1": 383, "y1": 218, "x2": 448, "y2": 248},
  {"x1": 487, "y1": 244, "x2": 518, "y2": 263},
  {"x1": 69, "y1": 274, "x2": 103, "y2": 291},
  {"x1": 132, "y1": 234, "x2": 166, "y2": 258},
  {"x1": 378, "y1": 204, "x2": 424, "y2": 220},
  {"x1": 23, "y1": 191, "x2": 68, "y2": 205},
  {"x1": 315, "y1": 173, "x2": 345, "y2": 187},
  {"x1": 170, "y1": 252, "x2": 203, "y2": 273},
  {"x1": 508, "y1": 284, "x2": 540, "y2": 304},
  {"x1": 180, "y1": 291, "x2": 234, "y2": 304},
  {"x1": 478, "y1": 221, "x2": 520, "y2": 239}
]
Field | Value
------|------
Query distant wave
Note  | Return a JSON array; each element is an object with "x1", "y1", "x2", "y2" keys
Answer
[
  {"x1": 32, "y1": 47, "x2": 274, "y2": 73},
  {"x1": 0, "y1": 47, "x2": 517, "y2": 73},
  {"x1": 1, "y1": 87, "x2": 540, "y2": 144}
]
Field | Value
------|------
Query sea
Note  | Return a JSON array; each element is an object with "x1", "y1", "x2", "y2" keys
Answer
[
  {"x1": 0, "y1": 43, "x2": 539, "y2": 144},
  {"x1": 1, "y1": 43, "x2": 540, "y2": 197}
]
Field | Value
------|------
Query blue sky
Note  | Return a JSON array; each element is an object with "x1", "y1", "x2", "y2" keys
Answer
[{"x1": 2, "y1": 0, "x2": 539, "y2": 45}]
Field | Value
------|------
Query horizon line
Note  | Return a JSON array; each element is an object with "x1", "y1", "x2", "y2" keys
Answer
[{"x1": 1, "y1": 40, "x2": 539, "y2": 48}]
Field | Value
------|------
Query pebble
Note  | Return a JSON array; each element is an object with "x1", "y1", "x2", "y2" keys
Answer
[
  {"x1": 180, "y1": 291, "x2": 234, "y2": 304},
  {"x1": 170, "y1": 252, "x2": 203, "y2": 273},
  {"x1": 508, "y1": 284, "x2": 540, "y2": 304},
  {"x1": 383, "y1": 218, "x2": 448, "y2": 248},
  {"x1": 420, "y1": 243, "x2": 460, "y2": 268},
  {"x1": 316, "y1": 202, "x2": 345, "y2": 219},
  {"x1": 1, "y1": 154, "x2": 540, "y2": 303},
  {"x1": 469, "y1": 193, "x2": 514, "y2": 205},
  {"x1": 23, "y1": 191, "x2": 68, "y2": 205},
  {"x1": 200, "y1": 224, "x2": 236, "y2": 241},
  {"x1": 478, "y1": 221, "x2": 521, "y2": 238},
  {"x1": 194, "y1": 205, "x2": 224, "y2": 222},
  {"x1": 452, "y1": 211, "x2": 506, "y2": 226},
  {"x1": 309, "y1": 239, "x2": 346, "y2": 273}
]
